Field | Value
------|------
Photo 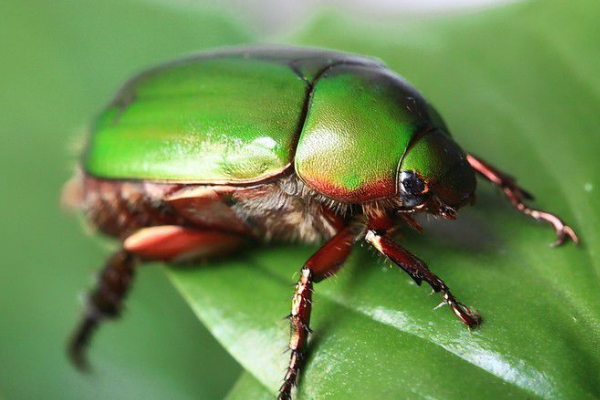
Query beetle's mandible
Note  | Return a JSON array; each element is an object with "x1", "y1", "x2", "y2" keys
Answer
[{"x1": 64, "y1": 46, "x2": 578, "y2": 400}]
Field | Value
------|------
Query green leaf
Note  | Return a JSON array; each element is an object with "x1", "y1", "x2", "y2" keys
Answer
[
  {"x1": 168, "y1": 0, "x2": 600, "y2": 399},
  {"x1": 224, "y1": 373, "x2": 273, "y2": 400}
]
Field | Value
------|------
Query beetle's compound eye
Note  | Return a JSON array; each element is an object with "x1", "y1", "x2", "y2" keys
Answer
[
  {"x1": 399, "y1": 171, "x2": 428, "y2": 208},
  {"x1": 399, "y1": 171, "x2": 427, "y2": 196}
]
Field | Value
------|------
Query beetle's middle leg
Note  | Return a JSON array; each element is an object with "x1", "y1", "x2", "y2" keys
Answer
[
  {"x1": 68, "y1": 225, "x2": 245, "y2": 370},
  {"x1": 365, "y1": 229, "x2": 481, "y2": 328},
  {"x1": 467, "y1": 153, "x2": 578, "y2": 246},
  {"x1": 278, "y1": 226, "x2": 356, "y2": 400}
]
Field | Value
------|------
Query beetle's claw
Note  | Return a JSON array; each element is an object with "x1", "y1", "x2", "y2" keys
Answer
[
  {"x1": 68, "y1": 342, "x2": 92, "y2": 373},
  {"x1": 551, "y1": 224, "x2": 579, "y2": 247},
  {"x1": 449, "y1": 299, "x2": 482, "y2": 328},
  {"x1": 532, "y1": 210, "x2": 579, "y2": 247},
  {"x1": 67, "y1": 315, "x2": 97, "y2": 373},
  {"x1": 442, "y1": 290, "x2": 482, "y2": 328}
]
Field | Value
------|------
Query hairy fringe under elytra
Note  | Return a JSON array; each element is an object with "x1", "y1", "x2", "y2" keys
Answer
[{"x1": 277, "y1": 174, "x2": 407, "y2": 219}]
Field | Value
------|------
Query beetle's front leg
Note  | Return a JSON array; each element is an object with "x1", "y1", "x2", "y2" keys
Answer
[
  {"x1": 278, "y1": 226, "x2": 356, "y2": 400},
  {"x1": 365, "y1": 229, "x2": 481, "y2": 328},
  {"x1": 467, "y1": 154, "x2": 578, "y2": 246}
]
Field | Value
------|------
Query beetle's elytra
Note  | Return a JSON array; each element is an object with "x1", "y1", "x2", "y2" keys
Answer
[{"x1": 65, "y1": 46, "x2": 578, "y2": 400}]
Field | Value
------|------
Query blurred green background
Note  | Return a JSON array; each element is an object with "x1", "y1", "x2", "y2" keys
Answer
[
  {"x1": 0, "y1": 1, "x2": 252, "y2": 399},
  {"x1": 2, "y1": 1, "x2": 599, "y2": 399}
]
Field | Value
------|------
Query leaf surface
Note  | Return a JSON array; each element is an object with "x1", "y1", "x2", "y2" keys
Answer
[{"x1": 168, "y1": 1, "x2": 600, "y2": 398}]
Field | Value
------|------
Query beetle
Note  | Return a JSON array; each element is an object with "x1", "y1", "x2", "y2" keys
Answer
[{"x1": 64, "y1": 46, "x2": 578, "y2": 400}]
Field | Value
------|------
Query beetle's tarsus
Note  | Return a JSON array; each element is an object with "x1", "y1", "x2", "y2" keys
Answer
[
  {"x1": 447, "y1": 297, "x2": 482, "y2": 328},
  {"x1": 551, "y1": 225, "x2": 579, "y2": 247},
  {"x1": 68, "y1": 250, "x2": 137, "y2": 373},
  {"x1": 467, "y1": 154, "x2": 579, "y2": 246},
  {"x1": 68, "y1": 316, "x2": 97, "y2": 372},
  {"x1": 537, "y1": 213, "x2": 579, "y2": 247},
  {"x1": 503, "y1": 186, "x2": 579, "y2": 246},
  {"x1": 278, "y1": 350, "x2": 303, "y2": 400},
  {"x1": 437, "y1": 282, "x2": 481, "y2": 328}
]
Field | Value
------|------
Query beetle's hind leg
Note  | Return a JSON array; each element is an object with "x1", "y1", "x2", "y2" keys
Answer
[
  {"x1": 366, "y1": 229, "x2": 481, "y2": 328},
  {"x1": 68, "y1": 225, "x2": 246, "y2": 370},
  {"x1": 278, "y1": 226, "x2": 356, "y2": 400},
  {"x1": 467, "y1": 154, "x2": 578, "y2": 246},
  {"x1": 69, "y1": 249, "x2": 137, "y2": 370}
]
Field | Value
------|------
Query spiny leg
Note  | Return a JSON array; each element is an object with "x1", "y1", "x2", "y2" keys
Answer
[
  {"x1": 467, "y1": 153, "x2": 578, "y2": 246},
  {"x1": 280, "y1": 267, "x2": 313, "y2": 400},
  {"x1": 365, "y1": 229, "x2": 481, "y2": 327},
  {"x1": 68, "y1": 249, "x2": 137, "y2": 370},
  {"x1": 278, "y1": 227, "x2": 356, "y2": 400},
  {"x1": 68, "y1": 226, "x2": 246, "y2": 370}
]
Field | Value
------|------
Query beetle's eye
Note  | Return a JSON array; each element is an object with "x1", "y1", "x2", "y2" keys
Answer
[{"x1": 399, "y1": 171, "x2": 426, "y2": 196}]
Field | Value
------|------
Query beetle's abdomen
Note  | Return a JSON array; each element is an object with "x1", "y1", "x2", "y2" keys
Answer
[
  {"x1": 72, "y1": 173, "x2": 341, "y2": 245},
  {"x1": 76, "y1": 176, "x2": 186, "y2": 239}
]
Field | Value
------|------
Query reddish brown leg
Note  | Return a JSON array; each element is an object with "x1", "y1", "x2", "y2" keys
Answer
[
  {"x1": 365, "y1": 229, "x2": 481, "y2": 327},
  {"x1": 68, "y1": 249, "x2": 137, "y2": 370},
  {"x1": 123, "y1": 225, "x2": 246, "y2": 262},
  {"x1": 278, "y1": 227, "x2": 356, "y2": 400},
  {"x1": 68, "y1": 226, "x2": 245, "y2": 370},
  {"x1": 467, "y1": 154, "x2": 578, "y2": 246}
]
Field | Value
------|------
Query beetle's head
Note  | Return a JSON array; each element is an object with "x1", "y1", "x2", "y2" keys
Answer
[{"x1": 397, "y1": 130, "x2": 476, "y2": 219}]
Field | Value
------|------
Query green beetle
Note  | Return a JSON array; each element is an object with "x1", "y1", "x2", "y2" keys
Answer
[{"x1": 65, "y1": 46, "x2": 578, "y2": 400}]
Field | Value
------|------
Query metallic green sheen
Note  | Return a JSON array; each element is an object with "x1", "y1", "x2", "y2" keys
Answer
[
  {"x1": 84, "y1": 47, "x2": 381, "y2": 183},
  {"x1": 400, "y1": 131, "x2": 476, "y2": 207},
  {"x1": 85, "y1": 56, "x2": 308, "y2": 182},
  {"x1": 295, "y1": 64, "x2": 440, "y2": 202},
  {"x1": 84, "y1": 46, "x2": 473, "y2": 205}
]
